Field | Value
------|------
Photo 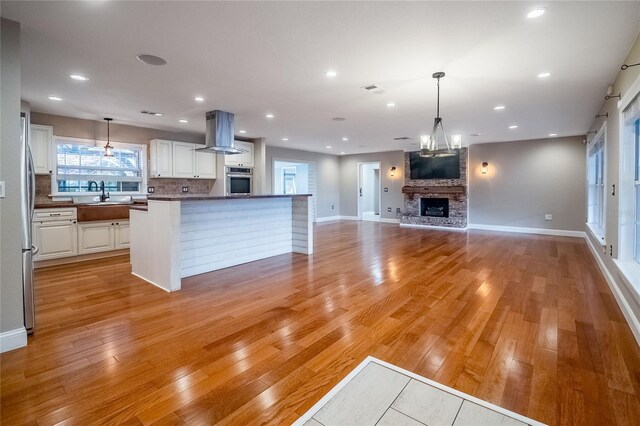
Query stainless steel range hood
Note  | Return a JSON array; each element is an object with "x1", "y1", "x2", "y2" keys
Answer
[{"x1": 196, "y1": 110, "x2": 245, "y2": 155}]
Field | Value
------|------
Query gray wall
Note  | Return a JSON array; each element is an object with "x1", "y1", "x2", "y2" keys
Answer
[
  {"x1": 339, "y1": 151, "x2": 405, "y2": 220},
  {"x1": 469, "y1": 137, "x2": 586, "y2": 231},
  {"x1": 265, "y1": 146, "x2": 340, "y2": 219},
  {"x1": 1, "y1": 19, "x2": 24, "y2": 334}
]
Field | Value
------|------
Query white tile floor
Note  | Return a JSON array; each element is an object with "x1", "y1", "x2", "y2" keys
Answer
[{"x1": 294, "y1": 357, "x2": 545, "y2": 426}]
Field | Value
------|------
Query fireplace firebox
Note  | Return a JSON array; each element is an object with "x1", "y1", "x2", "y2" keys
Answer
[{"x1": 420, "y1": 198, "x2": 449, "y2": 218}]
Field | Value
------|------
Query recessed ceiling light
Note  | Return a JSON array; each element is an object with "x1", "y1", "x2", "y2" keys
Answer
[
  {"x1": 239, "y1": 130, "x2": 247, "y2": 134},
  {"x1": 325, "y1": 70, "x2": 337, "y2": 78},
  {"x1": 282, "y1": 138, "x2": 289, "y2": 141},
  {"x1": 154, "y1": 113, "x2": 164, "y2": 117},
  {"x1": 342, "y1": 137, "x2": 349, "y2": 141},
  {"x1": 493, "y1": 105, "x2": 506, "y2": 110},
  {"x1": 332, "y1": 117, "x2": 346, "y2": 121},
  {"x1": 326, "y1": 145, "x2": 332, "y2": 149},
  {"x1": 386, "y1": 102, "x2": 396, "y2": 108},
  {"x1": 194, "y1": 96, "x2": 204, "y2": 102},
  {"x1": 537, "y1": 72, "x2": 551, "y2": 78},
  {"x1": 340, "y1": 151, "x2": 346, "y2": 155},
  {"x1": 179, "y1": 119, "x2": 188, "y2": 123},
  {"x1": 136, "y1": 54, "x2": 167, "y2": 66},
  {"x1": 527, "y1": 8, "x2": 546, "y2": 19},
  {"x1": 48, "y1": 96, "x2": 62, "y2": 101},
  {"x1": 549, "y1": 133, "x2": 557, "y2": 136},
  {"x1": 266, "y1": 113, "x2": 274, "y2": 119},
  {"x1": 509, "y1": 125, "x2": 519, "y2": 129},
  {"x1": 69, "y1": 74, "x2": 88, "y2": 81},
  {"x1": 470, "y1": 133, "x2": 483, "y2": 137}
]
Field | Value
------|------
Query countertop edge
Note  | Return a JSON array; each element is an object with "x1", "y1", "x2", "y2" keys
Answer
[{"x1": 146, "y1": 194, "x2": 313, "y2": 201}]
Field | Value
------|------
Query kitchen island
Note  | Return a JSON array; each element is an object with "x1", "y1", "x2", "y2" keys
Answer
[{"x1": 130, "y1": 194, "x2": 313, "y2": 291}]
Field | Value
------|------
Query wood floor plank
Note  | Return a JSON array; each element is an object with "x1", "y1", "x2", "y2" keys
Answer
[{"x1": 1, "y1": 222, "x2": 639, "y2": 425}]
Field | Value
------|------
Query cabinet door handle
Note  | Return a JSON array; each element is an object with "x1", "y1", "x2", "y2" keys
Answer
[
  {"x1": 73, "y1": 220, "x2": 76, "y2": 224},
  {"x1": 111, "y1": 223, "x2": 114, "y2": 225},
  {"x1": 116, "y1": 222, "x2": 119, "y2": 225}
]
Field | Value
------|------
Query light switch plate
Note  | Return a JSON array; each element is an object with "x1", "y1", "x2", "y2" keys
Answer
[
  {"x1": 545, "y1": 213, "x2": 552, "y2": 221},
  {"x1": 0, "y1": 181, "x2": 5, "y2": 198},
  {"x1": 384, "y1": 188, "x2": 389, "y2": 192}
]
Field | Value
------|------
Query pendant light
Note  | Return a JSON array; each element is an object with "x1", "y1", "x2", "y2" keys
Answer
[
  {"x1": 103, "y1": 117, "x2": 114, "y2": 157},
  {"x1": 420, "y1": 72, "x2": 458, "y2": 158}
]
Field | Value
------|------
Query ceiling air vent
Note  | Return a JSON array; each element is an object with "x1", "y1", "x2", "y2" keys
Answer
[
  {"x1": 141, "y1": 110, "x2": 164, "y2": 117},
  {"x1": 362, "y1": 84, "x2": 386, "y2": 95},
  {"x1": 393, "y1": 137, "x2": 411, "y2": 141}
]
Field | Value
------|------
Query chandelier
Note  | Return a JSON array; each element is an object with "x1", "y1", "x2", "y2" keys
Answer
[{"x1": 420, "y1": 72, "x2": 460, "y2": 157}]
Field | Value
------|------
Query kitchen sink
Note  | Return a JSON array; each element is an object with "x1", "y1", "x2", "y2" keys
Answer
[
  {"x1": 77, "y1": 204, "x2": 131, "y2": 222},
  {"x1": 73, "y1": 195, "x2": 134, "y2": 205}
]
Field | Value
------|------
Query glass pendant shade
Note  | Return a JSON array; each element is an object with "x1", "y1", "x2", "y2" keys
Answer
[{"x1": 103, "y1": 117, "x2": 114, "y2": 157}]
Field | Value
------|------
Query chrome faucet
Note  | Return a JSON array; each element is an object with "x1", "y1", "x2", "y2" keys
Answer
[
  {"x1": 99, "y1": 181, "x2": 109, "y2": 202},
  {"x1": 88, "y1": 181, "x2": 98, "y2": 192}
]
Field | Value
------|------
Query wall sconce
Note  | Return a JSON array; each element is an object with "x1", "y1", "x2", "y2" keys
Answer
[
  {"x1": 481, "y1": 162, "x2": 489, "y2": 174},
  {"x1": 390, "y1": 166, "x2": 397, "y2": 177}
]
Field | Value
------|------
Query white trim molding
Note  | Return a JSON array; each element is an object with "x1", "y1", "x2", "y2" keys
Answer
[
  {"x1": 0, "y1": 328, "x2": 27, "y2": 353},
  {"x1": 339, "y1": 215, "x2": 359, "y2": 221},
  {"x1": 468, "y1": 223, "x2": 586, "y2": 238},
  {"x1": 400, "y1": 223, "x2": 468, "y2": 231},
  {"x1": 315, "y1": 215, "x2": 341, "y2": 223},
  {"x1": 585, "y1": 236, "x2": 640, "y2": 345},
  {"x1": 380, "y1": 218, "x2": 399, "y2": 224}
]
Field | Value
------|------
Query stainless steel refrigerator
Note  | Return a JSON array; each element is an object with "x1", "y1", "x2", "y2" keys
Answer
[{"x1": 20, "y1": 112, "x2": 36, "y2": 333}]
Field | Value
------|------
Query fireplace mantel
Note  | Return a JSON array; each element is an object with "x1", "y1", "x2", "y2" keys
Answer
[{"x1": 402, "y1": 185, "x2": 466, "y2": 200}]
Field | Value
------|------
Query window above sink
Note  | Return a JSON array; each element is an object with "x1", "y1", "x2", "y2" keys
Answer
[{"x1": 52, "y1": 136, "x2": 147, "y2": 196}]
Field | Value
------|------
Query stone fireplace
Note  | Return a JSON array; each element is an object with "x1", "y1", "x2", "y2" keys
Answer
[{"x1": 400, "y1": 148, "x2": 468, "y2": 228}]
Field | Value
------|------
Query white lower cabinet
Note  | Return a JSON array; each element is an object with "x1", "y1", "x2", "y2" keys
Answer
[
  {"x1": 78, "y1": 220, "x2": 130, "y2": 254},
  {"x1": 33, "y1": 220, "x2": 78, "y2": 260}
]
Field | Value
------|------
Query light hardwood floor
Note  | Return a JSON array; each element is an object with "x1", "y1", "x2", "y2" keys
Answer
[{"x1": 1, "y1": 221, "x2": 639, "y2": 425}]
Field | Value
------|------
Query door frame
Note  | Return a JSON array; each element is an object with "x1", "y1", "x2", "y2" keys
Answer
[
  {"x1": 357, "y1": 161, "x2": 381, "y2": 221},
  {"x1": 271, "y1": 157, "x2": 317, "y2": 221}
]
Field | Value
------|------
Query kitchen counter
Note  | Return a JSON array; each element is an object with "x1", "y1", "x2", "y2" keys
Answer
[{"x1": 130, "y1": 195, "x2": 314, "y2": 291}]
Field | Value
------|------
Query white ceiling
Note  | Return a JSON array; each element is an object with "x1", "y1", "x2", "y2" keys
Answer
[{"x1": 2, "y1": 1, "x2": 639, "y2": 154}]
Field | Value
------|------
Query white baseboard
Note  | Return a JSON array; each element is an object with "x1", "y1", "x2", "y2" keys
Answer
[
  {"x1": 315, "y1": 215, "x2": 341, "y2": 223},
  {"x1": 399, "y1": 223, "x2": 468, "y2": 231},
  {"x1": 380, "y1": 218, "x2": 399, "y2": 224},
  {"x1": 131, "y1": 272, "x2": 172, "y2": 293},
  {"x1": 339, "y1": 215, "x2": 359, "y2": 221},
  {"x1": 0, "y1": 327, "x2": 27, "y2": 353},
  {"x1": 585, "y1": 236, "x2": 640, "y2": 346},
  {"x1": 468, "y1": 223, "x2": 586, "y2": 238}
]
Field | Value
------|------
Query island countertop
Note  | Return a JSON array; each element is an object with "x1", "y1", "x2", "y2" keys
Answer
[{"x1": 146, "y1": 194, "x2": 312, "y2": 201}]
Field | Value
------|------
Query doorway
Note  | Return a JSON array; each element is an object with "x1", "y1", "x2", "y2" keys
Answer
[
  {"x1": 357, "y1": 162, "x2": 381, "y2": 222},
  {"x1": 273, "y1": 159, "x2": 317, "y2": 221}
]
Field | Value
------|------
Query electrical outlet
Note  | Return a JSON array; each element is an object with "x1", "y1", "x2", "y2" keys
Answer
[
  {"x1": 147, "y1": 186, "x2": 155, "y2": 193},
  {"x1": 396, "y1": 208, "x2": 401, "y2": 213},
  {"x1": 0, "y1": 181, "x2": 5, "y2": 198},
  {"x1": 610, "y1": 245, "x2": 613, "y2": 256},
  {"x1": 332, "y1": 204, "x2": 334, "y2": 210},
  {"x1": 387, "y1": 207, "x2": 392, "y2": 212},
  {"x1": 545, "y1": 214, "x2": 552, "y2": 221},
  {"x1": 182, "y1": 186, "x2": 189, "y2": 193},
  {"x1": 384, "y1": 188, "x2": 389, "y2": 192}
]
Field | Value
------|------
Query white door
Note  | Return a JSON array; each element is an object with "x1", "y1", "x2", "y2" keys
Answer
[
  {"x1": 172, "y1": 142, "x2": 196, "y2": 178},
  {"x1": 115, "y1": 221, "x2": 130, "y2": 249},
  {"x1": 33, "y1": 220, "x2": 78, "y2": 260},
  {"x1": 195, "y1": 150, "x2": 217, "y2": 179},
  {"x1": 78, "y1": 222, "x2": 115, "y2": 254},
  {"x1": 358, "y1": 162, "x2": 381, "y2": 222},
  {"x1": 150, "y1": 140, "x2": 173, "y2": 177},
  {"x1": 30, "y1": 124, "x2": 53, "y2": 175}
]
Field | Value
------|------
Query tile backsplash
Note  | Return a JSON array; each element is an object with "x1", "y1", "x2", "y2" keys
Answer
[{"x1": 35, "y1": 174, "x2": 215, "y2": 201}]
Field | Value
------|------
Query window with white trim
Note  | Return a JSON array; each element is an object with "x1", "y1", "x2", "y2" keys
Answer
[
  {"x1": 53, "y1": 137, "x2": 146, "y2": 195},
  {"x1": 634, "y1": 118, "x2": 639, "y2": 263},
  {"x1": 587, "y1": 126, "x2": 606, "y2": 239}
]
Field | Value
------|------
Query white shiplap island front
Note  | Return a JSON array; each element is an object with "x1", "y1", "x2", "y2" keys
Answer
[{"x1": 130, "y1": 194, "x2": 313, "y2": 291}]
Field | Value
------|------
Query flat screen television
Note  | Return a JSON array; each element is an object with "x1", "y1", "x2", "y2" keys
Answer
[{"x1": 409, "y1": 151, "x2": 460, "y2": 180}]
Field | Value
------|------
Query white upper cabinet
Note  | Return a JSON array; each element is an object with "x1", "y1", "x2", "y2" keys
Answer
[
  {"x1": 224, "y1": 141, "x2": 254, "y2": 167},
  {"x1": 195, "y1": 150, "x2": 217, "y2": 179},
  {"x1": 172, "y1": 142, "x2": 197, "y2": 178},
  {"x1": 30, "y1": 124, "x2": 53, "y2": 175},
  {"x1": 150, "y1": 140, "x2": 217, "y2": 179},
  {"x1": 150, "y1": 139, "x2": 173, "y2": 177}
]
